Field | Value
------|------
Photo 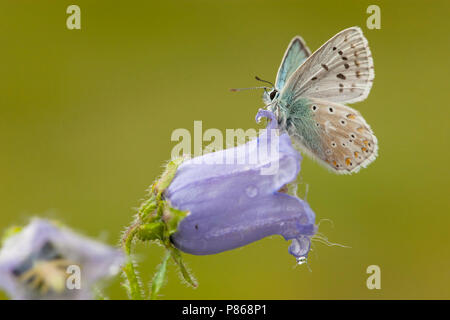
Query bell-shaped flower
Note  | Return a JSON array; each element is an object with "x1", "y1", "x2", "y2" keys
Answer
[
  {"x1": 165, "y1": 110, "x2": 317, "y2": 263},
  {"x1": 0, "y1": 218, "x2": 124, "y2": 300}
]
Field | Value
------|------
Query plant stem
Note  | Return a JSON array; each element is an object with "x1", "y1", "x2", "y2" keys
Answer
[{"x1": 121, "y1": 222, "x2": 144, "y2": 300}]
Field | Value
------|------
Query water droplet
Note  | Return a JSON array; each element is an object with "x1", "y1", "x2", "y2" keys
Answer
[
  {"x1": 297, "y1": 256, "x2": 307, "y2": 265},
  {"x1": 245, "y1": 186, "x2": 258, "y2": 198},
  {"x1": 299, "y1": 214, "x2": 308, "y2": 224}
]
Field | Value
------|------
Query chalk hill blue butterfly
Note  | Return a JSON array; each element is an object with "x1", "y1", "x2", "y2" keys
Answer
[{"x1": 256, "y1": 27, "x2": 378, "y2": 174}]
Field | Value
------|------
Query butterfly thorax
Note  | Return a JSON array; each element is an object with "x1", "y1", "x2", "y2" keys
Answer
[{"x1": 272, "y1": 94, "x2": 326, "y2": 160}]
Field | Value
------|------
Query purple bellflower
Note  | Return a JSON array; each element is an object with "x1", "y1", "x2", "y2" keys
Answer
[
  {"x1": 0, "y1": 218, "x2": 124, "y2": 300},
  {"x1": 165, "y1": 110, "x2": 317, "y2": 263}
]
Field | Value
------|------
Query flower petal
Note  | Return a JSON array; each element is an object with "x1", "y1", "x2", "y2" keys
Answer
[
  {"x1": 167, "y1": 110, "x2": 300, "y2": 197},
  {"x1": 171, "y1": 192, "x2": 316, "y2": 257},
  {"x1": 167, "y1": 132, "x2": 301, "y2": 207}
]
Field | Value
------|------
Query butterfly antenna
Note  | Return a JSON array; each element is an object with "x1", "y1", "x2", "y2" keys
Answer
[
  {"x1": 255, "y1": 76, "x2": 274, "y2": 87},
  {"x1": 229, "y1": 86, "x2": 269, "y2": 92},
  {"x1": 230, "y1": 76, "x2": 275, "y2": 92}
]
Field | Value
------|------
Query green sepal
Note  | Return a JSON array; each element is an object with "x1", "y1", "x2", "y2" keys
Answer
[
  {"x1": 163, "y1": 206, "x2": 190, "y2": 238},
  {"x1": 167, "y1": 245, "x2": 197, "y2": 288},
  {"x1": 136, "y1": 222, "x2": 165, "y2": 242},
  {"x1": 152, "y1": 157, "x2": 185, "y2": 195},
  {"x1": 138, "y1": 193, "x2": 157, "y2": 221}
]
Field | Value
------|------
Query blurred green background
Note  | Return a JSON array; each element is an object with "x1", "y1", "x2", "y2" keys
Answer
[{"x1": 0, "y1": 0, "x2": 449, "y2": 299}]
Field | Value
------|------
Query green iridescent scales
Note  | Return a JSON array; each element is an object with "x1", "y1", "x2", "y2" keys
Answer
[{"x1": 276, "y1": 94, "x2": 326, "y2": 161}]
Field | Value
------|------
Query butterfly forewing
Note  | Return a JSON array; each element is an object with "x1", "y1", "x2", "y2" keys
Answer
[
  {"x1": 263, "y1": 36, "x2": 311, "y2": 105},
  {"x1": 275, "y1": 36, "x2": 311, "y2": 90},
  {"x1": 281, "y1": 27, "x2": 374, "y2": 104}
]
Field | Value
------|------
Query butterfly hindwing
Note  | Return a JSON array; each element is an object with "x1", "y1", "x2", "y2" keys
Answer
[
  {"x1": 283, "y1": 98, "x2": 378, "y2": 174},
  {"x1": 281, "y1": 27, "x2": 374, "y2": 104}
]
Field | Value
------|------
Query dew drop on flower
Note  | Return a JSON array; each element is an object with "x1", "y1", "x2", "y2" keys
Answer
[
  {"x1": 299, "y1": 214, "x2": 308, "y2": 224},
  {"x1": 245, "y1": 186, "x2": 258, "y2": 198},
  {"x1": 297, "y1": 256, "x2": 307, "y2": 265}
]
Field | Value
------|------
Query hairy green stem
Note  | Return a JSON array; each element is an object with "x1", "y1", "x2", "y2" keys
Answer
[{"x1": 121, "y1": 222, "x2": 144, "y2": 300}]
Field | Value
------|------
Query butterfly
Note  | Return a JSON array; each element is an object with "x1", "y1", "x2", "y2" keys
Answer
[{"x1": 255, "y1": 27, "x2": 378, "y2": 174}]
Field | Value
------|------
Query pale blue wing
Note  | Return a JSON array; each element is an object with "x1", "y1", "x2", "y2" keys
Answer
[{"x1": 275, "y1": 36, "x2": 311, "y2": 91}]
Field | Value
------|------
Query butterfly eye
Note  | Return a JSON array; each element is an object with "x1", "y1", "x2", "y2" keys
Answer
[{"x1": 269, "y1": 90, "x2": 278, "y2": 100}]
